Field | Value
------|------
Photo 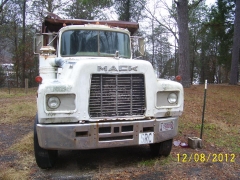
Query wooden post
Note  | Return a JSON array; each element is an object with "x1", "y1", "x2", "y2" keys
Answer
[{"x1": 25, "y1": 78, "x2": 28, "y2": 94}]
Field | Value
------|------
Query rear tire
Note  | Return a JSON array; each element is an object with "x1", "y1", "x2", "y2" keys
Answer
[
  {"x1": 150, "y1": 139, "x2": 173, "y2": 157},
  {"x1": 34, "y1": 114, "x2": 58, "y2": 169}
]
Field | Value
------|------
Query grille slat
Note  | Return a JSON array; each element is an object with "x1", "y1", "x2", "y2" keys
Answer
[{"x1": 89, "y1": 74, "x2": 145, "y2": 117}]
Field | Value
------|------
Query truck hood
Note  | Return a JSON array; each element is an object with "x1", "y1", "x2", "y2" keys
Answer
[{"x1": 57, "y1": 57, "x2": 156, "y2": 83}]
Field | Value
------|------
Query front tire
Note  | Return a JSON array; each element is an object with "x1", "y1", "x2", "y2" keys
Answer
[
  {"x1": 34, "y1": 114, "x2": 58, "y2": 169},
  {"x1": 150, "y1": 139, "x2": 173, "y2": 157}
]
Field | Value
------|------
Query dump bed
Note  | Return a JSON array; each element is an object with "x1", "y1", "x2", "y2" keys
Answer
[{"x1": 42, "y1": 14, "x2": 139, "y2": 35}]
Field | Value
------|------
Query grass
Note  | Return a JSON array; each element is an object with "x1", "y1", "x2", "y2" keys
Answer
[
  {"x1": 0, "y1": 101, "x2": 36, "y2": 124},
  {"x1": 179, "y1": 84, "x2": 240, "y2": 153},
  {"x1": 138, "y1": 155, "x2": 174, "y2": 167},
  {"x1": 0, "y1": 87, "x2": 37, "y2": 99},
  {"x1": 9, "y1": 132, "x2": 33, "y2": 154},
  {"x1": 1, "y1": 132, "x2": 34, "y2": 180},
  {"x1": 0, "y1": 88, "x2": 37, "y2": 180},
  {"x1": 205, "y1": 127, "x2": 240, "y2": 152},
  {"x1": 0, "y1": 87, "x2": 37, "y2": 124},
  {"x1": 0, "y1": 85, "x2": 240, "y2": 179},
  {"x1": 138, "y1": 158, "x2": 157, "y2": 167},
  {"x1": 0, "y1": 88, "x2": 36, "y2": 180},
  {"x1": 0, "y1": 168, "x2": 29, "y2": 180}
]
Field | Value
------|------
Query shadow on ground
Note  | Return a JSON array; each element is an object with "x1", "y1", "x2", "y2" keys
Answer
[{"x1": 32, "y1": 145, "x2": 156, "y2": 179}]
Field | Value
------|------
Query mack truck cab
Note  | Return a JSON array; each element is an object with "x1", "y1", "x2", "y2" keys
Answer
[{"x1": 34, "y1": 15, "x2": 184, "y2": 169}]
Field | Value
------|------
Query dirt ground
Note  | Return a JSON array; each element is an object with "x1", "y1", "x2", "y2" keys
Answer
[{"x1": 0, "y1": 85, "x2": 240, "y2": 179}]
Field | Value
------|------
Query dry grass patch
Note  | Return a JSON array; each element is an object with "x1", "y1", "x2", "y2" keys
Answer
[
  {"x1": 179, "y1": 84, "x2": 240, "y2": 153},
  {"x1": 0, "y1": 101, "x2": 36, "y2": 124},
  {"x1": 0, "y1": 88, "x2": 37, "y2": 99},
  {"x1": 0, "y1": 132, "x2": 34, "y2": 180},
  {"x1": 0, "y1": 87, "x2": 37, "y2": 124},
  {"x1": 0, "y1": 88, "x2": 36, "y2": 179},
  {"x1": 9, "y1": 132, "x2": 33, "y2": 154},
  {"x1": 0, "y1": 168, "x2": 29, "y2": 180}
]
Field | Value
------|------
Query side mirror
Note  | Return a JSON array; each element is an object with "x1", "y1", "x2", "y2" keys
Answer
[
  {"x1": 138, "y1": 38, "x2": 145, "y2": 56},
  {"x1": 34, "y1": 34, "x2": 43, "y2": 54}
]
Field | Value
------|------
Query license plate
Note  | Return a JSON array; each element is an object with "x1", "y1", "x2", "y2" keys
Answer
[
  {"x1": 139, "y1": 132, "x2": 154, "y2": 144},
  {"x1": 160, "y1": 121, "x2": 174, "y2": 131}
]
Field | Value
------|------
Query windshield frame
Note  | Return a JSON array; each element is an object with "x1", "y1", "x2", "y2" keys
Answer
[{"x1": 59, "y1": 26, "x2": 131, "y2": 58}]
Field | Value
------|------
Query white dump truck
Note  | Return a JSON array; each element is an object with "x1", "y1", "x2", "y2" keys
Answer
[{"x1": 34, "y1": 15, "x2": 184, "y2": 169}]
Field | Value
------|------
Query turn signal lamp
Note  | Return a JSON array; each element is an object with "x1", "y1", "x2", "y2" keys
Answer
[
  {"x1": 176, "y1": 75, "x2": 182, "y2": 82},
  {"x1": 35, "y1": 76, "x2": 42, "y2": 83}
]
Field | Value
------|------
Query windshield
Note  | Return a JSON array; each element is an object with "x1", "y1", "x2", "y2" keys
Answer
[{"x1": 61, "y1": 30, "x2": 131, "y2": 58}]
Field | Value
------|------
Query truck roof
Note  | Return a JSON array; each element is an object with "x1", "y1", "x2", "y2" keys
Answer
[{"x1": 42, "y1": 15, "x2": 139, "y2": 35}]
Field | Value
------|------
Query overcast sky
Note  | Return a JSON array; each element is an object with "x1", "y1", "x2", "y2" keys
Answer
[{"x1": 205, "y1": 0, "x2": 217, "y2": 6}]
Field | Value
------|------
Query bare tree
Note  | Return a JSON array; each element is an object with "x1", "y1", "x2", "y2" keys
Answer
[
  {"x1": 0, "y1": 0, "x2": 8, "y2": 13},
  {"x1": 29, "y1": 0, "x2": 69, "y2": 30},
  {"x1": 230, "y1": 0, "x2": 240, "y2": 85},
  {"x1": 0, "y1": 0, "x2": 8, "y2": 24},
  {"x1": 140, "y1": 1, "x2": 179, "y2": 42}
]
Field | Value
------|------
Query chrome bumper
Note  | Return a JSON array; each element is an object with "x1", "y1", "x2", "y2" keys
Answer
[{"x1": 37, "y1": 117, "x2": 178, "y2": 150}]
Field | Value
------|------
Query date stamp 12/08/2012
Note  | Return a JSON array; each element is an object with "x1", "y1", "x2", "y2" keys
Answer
[{"x1": 177, "y1": 153, "x2": 236, "y2": 163}]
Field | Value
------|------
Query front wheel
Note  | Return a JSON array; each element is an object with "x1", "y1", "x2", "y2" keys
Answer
[
  {"x1": 34, "y1": 114, "x2": 58, "y2": 169},
  {"x1": 149, "y1": 139, "x2": 173, "y2": 157}
]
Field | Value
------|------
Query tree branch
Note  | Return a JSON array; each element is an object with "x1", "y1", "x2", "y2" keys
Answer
[
  {"x1": 139, "y1": 1, "x2": 179, "y2": 43},
  {"x1": 0, "y1": 0, "x2": 8, "y2": 13},
  {"x1": 189, "y1": 0, "x2": 203, "y2": 10}
]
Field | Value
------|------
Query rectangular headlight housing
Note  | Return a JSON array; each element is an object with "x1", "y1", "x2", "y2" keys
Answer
[
  {"x1": 156, "y1": 91, "x2": 179, "y2": 108},
  {"x1": 45, "y1": 93, "x2": 76, "y2": 112}
]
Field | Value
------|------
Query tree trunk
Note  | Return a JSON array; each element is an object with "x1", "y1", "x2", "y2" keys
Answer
[
  {"x1": 230, "y1": 0, "x2": 240, "y2": 85},
  {"x1": 175, "y1": 0, "x2": 191, "y2": 87},
  {"x1": 21, "y1": 0, "x2": 26, "y2": 87},
  {"x1": 14, "y1": 20, "x2": 19, "y2": 87}
]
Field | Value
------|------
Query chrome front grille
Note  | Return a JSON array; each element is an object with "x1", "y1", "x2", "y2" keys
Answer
[{"x1": 89, "y1": 74, "x2": 145, "y2": 117}]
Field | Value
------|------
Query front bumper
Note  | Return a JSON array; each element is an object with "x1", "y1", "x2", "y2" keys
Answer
[{"x1": 37, "y1": 117, "x2": 178, "y2": 150}]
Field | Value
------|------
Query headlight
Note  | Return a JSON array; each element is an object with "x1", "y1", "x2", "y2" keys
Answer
[
  {"x1": 167, "y1": 93, "x2": 178, "y2": 104},
  {"x1": 47, "y1": 96, "x2": 61, "y2": 109}
]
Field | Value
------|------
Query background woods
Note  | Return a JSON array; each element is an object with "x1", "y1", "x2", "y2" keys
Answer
[{"x1": 0, "y1": 0, "x2": 239, "y2": 88}]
